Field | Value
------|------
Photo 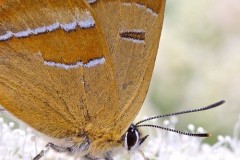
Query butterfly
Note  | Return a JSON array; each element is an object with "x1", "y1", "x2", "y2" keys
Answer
[
  {"x1": 0, "y1": 0, "x2": 225, "y2": 160},
  {"x1": 0, "y1": 0, "x2": 166, "y2": 159}
]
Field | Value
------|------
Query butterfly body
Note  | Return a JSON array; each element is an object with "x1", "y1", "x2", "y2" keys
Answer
[{"x1": 0, "y1": 0, "x2": 165, "y2": 159}]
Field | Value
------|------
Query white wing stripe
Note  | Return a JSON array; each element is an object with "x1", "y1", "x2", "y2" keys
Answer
[{"x1": 44, "y1": 58, "x2": 105, "y2": 70}]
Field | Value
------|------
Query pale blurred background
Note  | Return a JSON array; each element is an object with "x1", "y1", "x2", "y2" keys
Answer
[{"x1": 136, "y1": 0, "x2": 240, "y2": 144}]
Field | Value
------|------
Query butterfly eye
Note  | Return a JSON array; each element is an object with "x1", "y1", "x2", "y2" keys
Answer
[{"x1": 124, "y1": 124, "x2": 140, "y2": 150}]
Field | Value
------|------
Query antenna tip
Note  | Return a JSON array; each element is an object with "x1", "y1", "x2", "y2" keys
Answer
[
  {"x1": 197, "y1": 133, "x2": 211, "y2": 137},
  {"x1": 219, "y1": 100, "x2": 226, "y2": 105}
]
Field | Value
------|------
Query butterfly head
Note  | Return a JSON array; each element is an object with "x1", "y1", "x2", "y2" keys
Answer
[{"x1": 124, "y1": 124, "x2": 148, "y2": 151}]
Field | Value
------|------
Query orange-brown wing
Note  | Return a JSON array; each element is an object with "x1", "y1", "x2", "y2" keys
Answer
[
  {"x1": 0, "y1": 0, "x2": 118, "y2": 139},
  {"x1": 88, "y1": 0, "x2": 166, "y2": 134}
]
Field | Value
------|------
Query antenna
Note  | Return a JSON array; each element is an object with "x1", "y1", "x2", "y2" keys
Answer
[
  {"x1": 137, "y1": 124, "x2": 210, "y2": 137},
  {"x1": 135, "y1": 100, "x2": 225, "y2": 137},
  {"x1": 136, "y1": 100, "x2": 225, "y2": 125}
]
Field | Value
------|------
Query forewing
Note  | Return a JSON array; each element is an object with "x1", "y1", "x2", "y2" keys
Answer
[
  {"x1": 0, "y1": 0, "x2": 118, "y2": 139},
  {"x1": 88, "y1": 0, "x2": 166, "y2": 134}
]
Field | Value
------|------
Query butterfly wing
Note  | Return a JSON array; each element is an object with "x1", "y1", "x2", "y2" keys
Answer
[
  {"x1": 0, "y1": 0, "x2": 118, "y2": 139},
  {"x1": 88, "y1": 0, "x2": 166, "y2": 134}
]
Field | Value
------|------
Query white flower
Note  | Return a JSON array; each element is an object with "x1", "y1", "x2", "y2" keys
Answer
[{"x1": 0, "y1": 116, "x2": 239, "y2": 160}]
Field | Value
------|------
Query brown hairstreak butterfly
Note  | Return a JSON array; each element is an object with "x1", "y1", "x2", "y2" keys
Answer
[{"x1": 0, "y1": 0, "x2": 224, "y2": 159}]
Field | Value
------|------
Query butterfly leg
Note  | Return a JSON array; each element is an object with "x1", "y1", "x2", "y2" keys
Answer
[
  {"x1": 83, "y1": 155, "x2": 101, "y2": 160},
  {"x1": 33, "y1": 142, "x2": 69, "y2": 160},
  {"x1": 32, "y1": 142, "x2": 52, "y2": 160},
  {"x1": 104, "y1": 152, "x2": 114, "y2": 160},
  {"x1": 33, "y1": 141, "x2": 90, "y2": 160},
  {"x1": 84, "y1": 153, "x2": 113, "y2": 160},
  {"x1": 47, "y1": 142, "x2": 72, "y2": 152}
]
